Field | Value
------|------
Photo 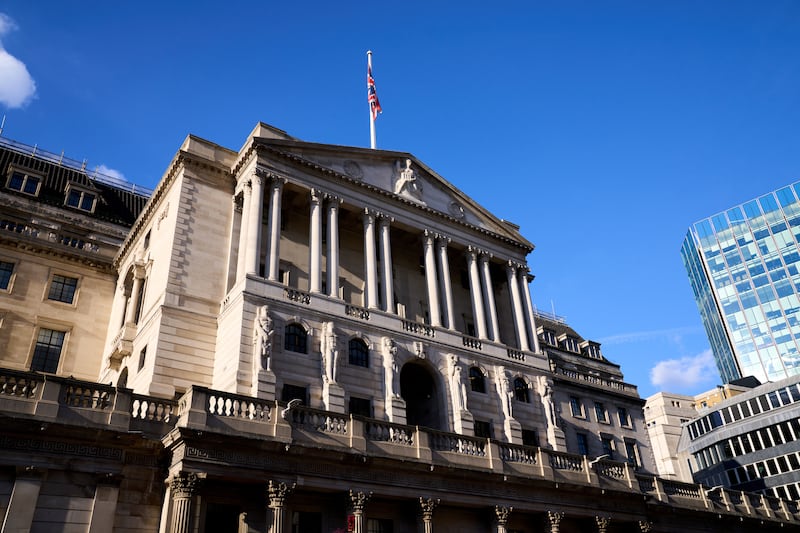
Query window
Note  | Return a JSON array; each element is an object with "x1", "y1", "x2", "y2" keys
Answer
[
  {"x1": 570, "y1": 396, "x2": 584, "y2": 417},
  {"x1": 594, "y1": 402, "x2": 607, "y2": 423},
  {"x1": 65, "y1": 187, "x2": 97, "y2": 212},
  {"x1": 522, "y1": 429, "x2": 539, "y2": 447},
  {"x1": 7, "y1": 169, "x2": 41, "y2": 195},
  {"x1": 469, "y1": 367, "x2": 486, "y2": 393},
  {"x1": 513, "y1": 378, "x2": 529, "y2": 402},
  {"x1": 138, "y1": 346, "x2": 147, "y2": 371},
  {"x1": 474, "y1": 420, "x2": 491, "y2": 438},
  {"x1": 284, "y1": 324, "x2": 307, "y2": 353},
  {"x1": 617, "y1": 407, "x2": 630, "y2": 427},
  {"x1": 348, "y1": 396, "x2": 372, "y2": 417},
  {"x1": 0, "y1": 260, "x2": 13, "y2": 290},
  {"x1": 624, "y1": 440, "x2": 639, "y2": 467},
  {"x1": 143, "y1": 230, "x2": 151, "y2": 249},
  {"x1": 281, "y1": 384, "x2": 307, "y2": 404},
  {"x1": 367, "y1": 519, "x2": 393, "y2": 533},
  {"x1": 47, "y1": 274, "x2": 79, "y2": 304},
  {"x1": 348, "y1": 338, "x2": 369, "y2": 367},
  {"x1": 601, "y1": 435, "x2": 615, "y2": 459},
  {"x1": 291, "y1": 511, "x2": 321, "y2": 533},
  {"x1": 576, "y1": 432, "x2": 589, "y2": 455},
  {"x1": 31, "y1": 328, "x2": 66, "y2": 373}
]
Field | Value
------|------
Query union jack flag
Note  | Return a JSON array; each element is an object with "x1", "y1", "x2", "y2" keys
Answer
[{"x1": 367, "y1": 65, "x2": 382, "y2": 120}]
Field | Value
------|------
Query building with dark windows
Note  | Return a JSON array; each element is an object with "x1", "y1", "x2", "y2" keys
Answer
[
  {"x1": 1, "y1": 125, "x2": 798, "y2": 532},
  {"x1": 682, "y1": 183, "x2": 800, "y2": 384},
  {"x1": 679, "y1": 375, "x2": 800, "y2": 501}
]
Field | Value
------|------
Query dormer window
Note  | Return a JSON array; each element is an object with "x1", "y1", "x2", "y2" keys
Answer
[
  {"x1": 64, "y1": 184, "x2": 97, "y2": 213},
  {"x1": 538, "y1": 328, "x2": 557, "y2": 346},
  {"x1": 580, "y1": 340, "x2": 602, "y2": 359},
  {"x1": 6, "y1": 168, "x2": 42, "y2": 196},
  {"x1": 558, "y1": 334, "x2": 580, "y2": 353}
]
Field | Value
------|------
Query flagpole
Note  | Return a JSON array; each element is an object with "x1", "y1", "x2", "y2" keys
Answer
[{"x1": 368, "y1": 50, "x2": 377, "y2": 149}]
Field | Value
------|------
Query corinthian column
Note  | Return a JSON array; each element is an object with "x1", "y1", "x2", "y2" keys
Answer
[
  {"x1": 466, "y1": 247, "x2": 487, "y2": 339},
  {"x1": 349, "y1": 490, "x2": 372, "y2": 533},
  {"x1": 378, "y1": 216, "x2": 394, "y2": 313},
  {"x1": 419, "y1": 497, "x2": 440, "y2": 533},
  {"x1": 236, "y1": 184, "x2": 251, "y2": 282},
  {"x1": 363, "y1": 210, "x2": 378, "y2": 308},
  {"x1": 547, "y1": 511, "x2": 564, "y2": 533},
  {"x1": 436, "y1": 237, "x2": 455, "y2": 329},
  {"x1": 170, "y1": 473, "x2": 200, "y2": 533},
  {"x1": 267, "y1": 480, "x2": 295, "y2": 533},
  {"x1": 506, "y1": 262, "x2": 529, "y2": 351},
  {"x1": 479, "y1": 253, "x2": 499, "y2": 341},
  {"x1": 423, "y1": 231, "x2": 441, "y2": 327},
  {"x1": 495, "y1": 506, "x2": 512, "y2": 533},
  {"x1": 309, "y1": 189, "x2": 323, "y2": 293},
  {"x1": 266, "y1": 178, "x2": 285, "y2": 281},
  {"x1": 596, "y1": 516, "x2": 611, "y2": 533},
  {"x1": 518, "y1": 266, "x2": 541, "y2": 352},
  {"x1": 245, "y1": 175, "x2": 265, "y2": 275},
  {"x1": 326, "y1": 195, "x2": 341, "y2": 298}
]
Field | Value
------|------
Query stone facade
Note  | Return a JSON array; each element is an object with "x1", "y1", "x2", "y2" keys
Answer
[{"x1": 1, "y1": 127, "x2": 798, "y2": 532}]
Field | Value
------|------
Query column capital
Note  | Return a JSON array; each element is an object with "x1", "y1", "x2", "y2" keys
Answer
[
  {"x1": 267, "y1": 480, "x2": 296, "y2": 509},
  {"x1": 638, "y1": 521, "x2": 653, "y2": 533},
  {"x1": 435, "y1": 234, "x2": 451, "y2": 246},
  {"x1": 349, "y1": 490, "x2": 372, "y2": 513},
  {"x1": 547, "y1": 510, "x2": 564, "y2": 526},
  {"x1": 377, "y1": 213, "x2": 395, "y2": 224},
  {"x1": 423, "y1": 228, "x2": 437, "y2": 242},
  {"x1": 324, "y1": 192, "x2": 343, "y2": 205},
  {"x1": 419, "y1": 497, "x2": 440, "y2": 519},
  {"x1": 170, "y1": 473, "x2": 201, "y2": 499},
  {"x1": 595, "y1": 516, "x2": 611, "y2": 532},
  {"x1": 268, "y1": 175, "x2": 288, "y2": 189},
  {"x1": 310, "y1": 188, "x2": 324, "y2": 203},
  {"x1": 362, "y1": 208, "x2": 378, "y2": 221},
  {"x1": 495, "y1": 505, "x2": 512, "y2": 525}
]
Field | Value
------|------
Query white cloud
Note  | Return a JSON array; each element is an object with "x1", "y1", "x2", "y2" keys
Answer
[
  {"x1": 0, "y1": 13, "x2": 37, "y2": 109},
  {"x1": 597, "y1": 326, "x2": 701, "y2": 346},
  {"x1": 649, "y1": 349, "x2": 718, "y2": 391},
  {"x1": 96, "y1": 164, "x2": 126, "y2": 181}
]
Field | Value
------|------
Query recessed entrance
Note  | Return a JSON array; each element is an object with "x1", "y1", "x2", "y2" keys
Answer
[{"x1": 400, "y1": 362, "x2": 442, "y2": 430}]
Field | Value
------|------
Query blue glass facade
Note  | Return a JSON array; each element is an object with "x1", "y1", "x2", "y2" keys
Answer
[{"x1": 682, "y1": 182, "x2": 800, "y2": 384}]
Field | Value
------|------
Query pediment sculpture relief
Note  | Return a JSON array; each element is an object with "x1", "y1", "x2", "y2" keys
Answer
[{"x1": 393, "y1": 158, "x2": 424, "y2": 203}]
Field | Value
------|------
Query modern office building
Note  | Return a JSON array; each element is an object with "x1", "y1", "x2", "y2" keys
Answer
[
  {"x1": 682, "y1": 182, "x2": 800, "y2": 384},
  {"x1": 2, "y1": 126, "x2": 798, "y2": 532}
]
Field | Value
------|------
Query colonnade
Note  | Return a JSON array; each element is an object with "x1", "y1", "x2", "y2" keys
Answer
[{"x1": 232, "y1": 172, "x2": 540, "y2": 352}]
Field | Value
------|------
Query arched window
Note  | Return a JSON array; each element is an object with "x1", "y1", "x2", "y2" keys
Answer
[
  {"x1": 284, "y1": 323, "x2": 307, "y2": 353},
  {"x1": 469, "y1": 367, "x2": 486, "y2": 393},
  {"x1": 514, "y1": 377, "x2": 530, "y2": 403},
  {"x1": 348, "y1": 338, "x2": 369, "y2": 367}
]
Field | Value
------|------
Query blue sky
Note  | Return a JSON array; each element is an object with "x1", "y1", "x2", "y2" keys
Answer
[{"x1": 2, "y1": 2, "x2": 799, "y2": 398}]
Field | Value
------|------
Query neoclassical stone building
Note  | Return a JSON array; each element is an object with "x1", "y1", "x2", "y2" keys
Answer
[{"x1": 1, "y1": 126, "x2": 798, "y2": 532}]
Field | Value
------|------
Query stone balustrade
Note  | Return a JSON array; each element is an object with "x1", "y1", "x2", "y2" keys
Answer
[
  {"x1": 553, "y1": 364, "x2": 639, "y2": 396},
  {"x1": 1, "y1": 367, "x2": 798, "y2": 526}
]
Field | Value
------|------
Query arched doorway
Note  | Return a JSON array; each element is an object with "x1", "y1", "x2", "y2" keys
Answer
[
  {"x1": 400, "y1": 362, "x2": 443, "y2": 430},
  {"x1": 117, "y1": 367, "x2": 128, "y2": 389}
]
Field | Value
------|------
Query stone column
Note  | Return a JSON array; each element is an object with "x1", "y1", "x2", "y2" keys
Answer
[
  {"x1": 423, "y1": 231, "x2": 441, "y2": 327},
  {"x1": 479, "y1": 253, "x2": 500, "y2": 341},
  {"x1": 2, "y1": 466, "x2": 43, "y2": 533},
  {"x1": 494, "y1": 506, "x2": 512, "y2": 533},
  {"x1": 419, "y1": 497, "x2": 440, "y2": 533},
  {"x1": 266, "y1": 178, "x2": 285, "y2": 281},
  {"x1": 236, "y1": 185, "x2": 251, "y2": 282},
  {"x1": 124, "y1": 266, "x2": 144, "y2": 325},
  {"x1": 309, "y1": 189, "x2": 323, "y2": 293},
  {"x1": 378, "y1": 216, "x2": 395, "y2": 313},
  {"x1": 169, "y1": 473, "x2": 200, "y2": 533},
  {"x1": 88, "y1": 474, "x2": 122, "y2": 533},
  {"x1": 466, "y1": 247, "x2": 487, "y2": 339},
  {"x1": 245, "y1": 174, "x2": 265, "y2": 275},
  {"x1": 326, "y1": 195, "x2": 341, "y2": 298},
  {"x1": 436, "y1": 237, "x2": 455, "y2": 329},
  {"x1": 547, "y1": 511, "x2": 564, "y2": 533},
  {"x1": 518, "y1": 268, "x2": 541, "y2": 353},
  {"x1": 267, "y1": 480, "x2": 295, "y2": 533},
  {"x1": 363, "y1": 210, "x2": 378, "y2": 309},
  {"x1": 349, "y1": 490, "x2": 372, "y2": 533},
  {"x1": 595, "y1": 516, "x2": 611, "y2": 533},
  {"x1": 505, "y1": 262, "x2": 529, "y2": 351}
]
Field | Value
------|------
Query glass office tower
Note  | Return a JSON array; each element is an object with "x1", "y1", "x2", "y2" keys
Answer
[{"x1": 682, "y1": 182, "x2": 800, "y2": 384}]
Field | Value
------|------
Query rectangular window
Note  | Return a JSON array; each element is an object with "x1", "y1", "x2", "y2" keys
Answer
[
  {"x1": 601, "y1": 435, "x2": 614, "y2": 459},
  {"x1": 138, "y1": 346, "x2": 147, "y2": 371},
  {"x1": 617, "y1": 407, "x2": 630, "y2": 427},
  {"x1": 576, "y1": 432, "x2": 589, "y2": 455},
  {"x1": 291, "y1": 512, "x2": 321, "y2": 533},
  {"x1": 521, "y1": 429, "x2": 539, "y2": 447},
  {"x1": 594, "y1": 402, "x2": 607, "y2": 422},
  {"x1": 474, "y1": 420, "x2": 491, "y2": 438},
  {"x1": 367, "y1": 519, "x2": 393, "y2": 533},
  {"x1": 570, "y1": 396, "x2": 584, "y2": 417},
  {"x1": 0, "y1": 260, "x2": 13, "y2": 290},
  {"x1": 31, "y1": 328, "x2": 66, "y2": 373},
  {"x1": 7, "y1": 170, "x2": 41, "y2": 196},
  {"x1": 47, "y1": 274, "x2": 79, "y2": 304},
  {"x1": 348, "y1": 396, "x2": 372, "y2": 418},
  {"x1": 66, "y1": 189, "x2": 96, "y2": 212},
  {"x1": 281, "y1": 384, "x2": 307, "y2": 404},
  {"x1": 624, "y1": 440, "x2": 639, "y2": 467}
]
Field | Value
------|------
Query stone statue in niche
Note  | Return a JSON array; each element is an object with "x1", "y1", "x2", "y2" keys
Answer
[
  {"x1": 382, "y1": 337, "x2": 400, "y2": 398},
  {"x1": 449, "y1": 355, "x2": 468, "y2": 412},
  {"x1": 253, "y1": 305, "x2": 273, "y2": 371},
  {"x1": 393, "y1": 158, "x2": 423, "y2": 201},
  {"x1": 539, "y1": 375, "x2": 557, "y2": 427},
  {"x1": 320, "y1": 321, "x2": 339, "y2": 383},
  {"x1": 496, "y1": 366, "x2": 513, "y2": 420}
]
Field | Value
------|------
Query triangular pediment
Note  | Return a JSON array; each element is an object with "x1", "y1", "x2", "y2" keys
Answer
[{"x1": 249, "y1": 135, "x2": 531, "y2": 250}]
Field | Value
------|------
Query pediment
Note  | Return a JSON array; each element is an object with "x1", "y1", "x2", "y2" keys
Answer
[{"x1": 252, "y1": 137, "x2": 531, "y2": 248}]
